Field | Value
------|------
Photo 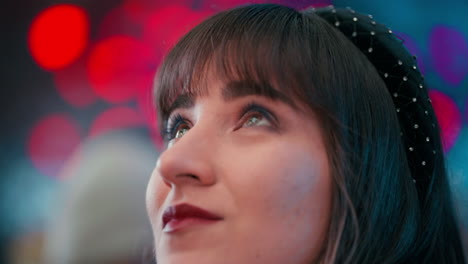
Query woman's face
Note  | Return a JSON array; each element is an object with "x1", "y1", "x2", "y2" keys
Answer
[{"x1": 146, "y1": 75, "x2": 332, "y2": 264}]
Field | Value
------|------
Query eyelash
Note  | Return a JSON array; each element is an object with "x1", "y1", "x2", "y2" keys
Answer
[
  {"x1": 240, "y1": 102, "x2": 277, "y2": 127},
  {"x1": 163, "y1": 102, "x2": 277, "y2": 141},
  {"x1": 163, "y1": 113, "x2": 189, "y2": 141}
]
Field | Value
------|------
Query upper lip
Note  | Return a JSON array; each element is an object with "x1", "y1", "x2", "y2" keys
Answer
[{"x1": 162, "y1": 203, "x2": 223, "y2": 228}]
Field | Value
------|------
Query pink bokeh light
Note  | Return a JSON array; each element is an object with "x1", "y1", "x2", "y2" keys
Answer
[
  {"x1": 53, "y1": 55, "x2": 97, "y2": 108},
  {"x1": 27, "y1": 114, "x2": 82, "y2": 178},
  {"x1": 429, "y1": 90, "x2": 462, "y2": 152},
  {"x1": 88, "y1": 106, "x2": 146, "y2": 138}
]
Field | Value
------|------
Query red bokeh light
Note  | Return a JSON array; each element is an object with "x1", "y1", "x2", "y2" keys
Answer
[
  {"x1": 429, "y1": 90, "x2": 462, "y2": 152},
  {"x1": 143, "y1": 5, "x2": 191, "y2": 50},
  {"x1": 167, "y1": 10, "x2": 214, "y2": 48},
  {"x1": 143, "y1": 5, "x2": 213, "y2": 53},
  {"x1": 53, "y1": 55, "x2": 97, "y2": 108},
  {"x1": 28, "y1": 114, "x2": 82, "y2": 178},
  {"x1": 89, "y1": 106, "x2": 146, "y2": 138},
  {"x1": 87, "y1": 36, "x2": 157, "y2": 103},
  {"x1": 28, "y1": 4, "x2": 89, "y2": 70},
  {"x1": 97, "y1": 5, "x2": 141, "y2": 40}
]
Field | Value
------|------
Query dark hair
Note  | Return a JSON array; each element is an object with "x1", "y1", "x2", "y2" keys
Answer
[{"x1": 153, "y1": 4, "x2": 466, "y2": 263}]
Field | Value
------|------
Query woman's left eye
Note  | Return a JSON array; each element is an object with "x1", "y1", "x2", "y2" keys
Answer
[
  {"x1": 239, "y1": 103, "x2": 276, "y2": 129},
  {"x1": 243, "y1": 113, "x2": 270, "y2": 127}
]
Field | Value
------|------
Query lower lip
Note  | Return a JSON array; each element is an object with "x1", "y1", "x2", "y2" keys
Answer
[{"x1": 163, "y1": 217, "x2": 221, "y2": 233}]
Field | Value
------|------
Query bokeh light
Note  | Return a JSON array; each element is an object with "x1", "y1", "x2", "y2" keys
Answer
[
  {"x1": 28, "y1": 4, "x2": 89, "y2": 70},
  {"x1": 430, "y1": 26, "x2": 468, "y2": 86},
  {"x1": 429, "y1": 89, "x2": 462, "y2": 152},
  {"x1": 88, "y1": 106, "x2": 145, "y2": 138},
  {"x1": 97, "y1": 5, "x2": 141, "y2": 40},
  {"x1": 53, "y1": 55, "x2": 97, "y2": 108},
  {"x1": 27, "y1": 114, "x2": 82, "y2": 178},
  {"x1": 143, "y1": 5, "x2": 212, "y2": 53},
  {"x1": 86, "y1": 36, "x2": 156, "y2": 103}
]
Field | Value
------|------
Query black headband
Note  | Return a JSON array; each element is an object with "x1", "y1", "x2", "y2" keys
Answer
[{"x1": 306, "y1": 6, "x2": 439, "y2": 201}]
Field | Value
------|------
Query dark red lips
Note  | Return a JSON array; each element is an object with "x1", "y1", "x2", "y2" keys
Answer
[{"x1": 162, "y1": 203, "x2": 223, "y2": 230}]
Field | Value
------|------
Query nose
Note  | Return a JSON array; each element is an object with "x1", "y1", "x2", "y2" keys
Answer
[{"x1": 155, "y1": 125, "x2": 217, "y2": 188}]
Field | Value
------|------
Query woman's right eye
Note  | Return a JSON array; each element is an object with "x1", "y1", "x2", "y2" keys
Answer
[
  {"x1": 173, "y1": 125, "x2": 190, "y2": 139},
  {"x1": 165, "y1": 114, "x2": 191, "y2": 141}
]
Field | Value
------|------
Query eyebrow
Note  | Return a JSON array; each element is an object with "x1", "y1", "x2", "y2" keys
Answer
[{"x1": 165, "y1": 80, "x2": 295, "y2": 117}]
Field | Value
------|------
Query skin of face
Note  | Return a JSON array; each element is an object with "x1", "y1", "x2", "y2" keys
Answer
[{"x1": 146, "y1": 76, "x2": 332, "y2": 264}]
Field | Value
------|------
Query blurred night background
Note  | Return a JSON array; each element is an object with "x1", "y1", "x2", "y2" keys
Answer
[{"x1": 1, "y1": 0, "x2": 468, "y2": 263}]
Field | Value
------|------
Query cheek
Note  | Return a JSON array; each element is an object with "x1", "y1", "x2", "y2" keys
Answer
[
  {"x1": 225, "y1": 142, "x2": 331, "y2": 262},
  {"x1": 225, "y1": 140, "x2": 332, "y2": 251},
  {"x1": 233, "y1": 144, "x2": 330, "y2": 213},
  {"x1": 268, "y1": 151, "x2": 330, "y2": 217}
]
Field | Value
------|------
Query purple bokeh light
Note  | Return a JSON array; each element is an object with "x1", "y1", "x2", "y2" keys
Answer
[{"x1": 429, "y1": 26, "x2": 468, "y2": 86}]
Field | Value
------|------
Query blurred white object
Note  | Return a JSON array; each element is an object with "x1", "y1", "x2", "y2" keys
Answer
[{"x1": 43, "y1": 131, "x2": 158, "y2": 264}]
